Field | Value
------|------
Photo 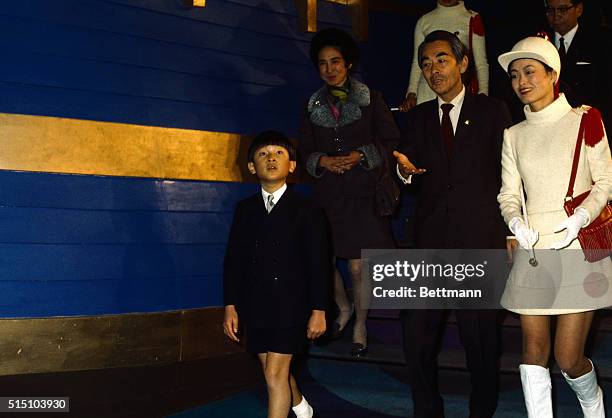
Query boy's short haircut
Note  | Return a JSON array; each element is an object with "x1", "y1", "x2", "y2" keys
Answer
[{"x1": 247, "y1": 130, "x2": 297, "y2": 162}]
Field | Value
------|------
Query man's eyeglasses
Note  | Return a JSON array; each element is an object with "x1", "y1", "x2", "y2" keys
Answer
[{"x1": 545, "y1": 5, "x2": 576, "y2": 16}]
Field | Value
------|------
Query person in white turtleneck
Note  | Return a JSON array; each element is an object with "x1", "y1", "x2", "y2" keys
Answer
[
  {"x1": 399, "y1": 0, "x2": 489, "y2": 111},
  {"x1": 497, "y1": 36, "x2": 612, "y2": 418}
]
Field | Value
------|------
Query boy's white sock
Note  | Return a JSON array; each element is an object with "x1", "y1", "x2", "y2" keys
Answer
[{"x1": 292, "y1": 395, "x2": 314, "y2": 418}]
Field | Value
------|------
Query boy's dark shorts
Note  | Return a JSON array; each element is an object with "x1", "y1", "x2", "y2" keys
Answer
[{"x1": 246, "y1": 326, "x2": 307, "y2": 354}]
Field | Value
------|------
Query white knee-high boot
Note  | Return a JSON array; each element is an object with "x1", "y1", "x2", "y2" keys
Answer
[
  {"x1": 562, "y1": 359, "x2": 605, "y2": 418},
  {"x1": 520, "y1": 364, "x2": 553, "y2": 418}
]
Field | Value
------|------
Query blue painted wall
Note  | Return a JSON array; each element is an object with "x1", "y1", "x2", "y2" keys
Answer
[
  {"x1": 0, "y1": 1, "x2": 419, "y2": 317},
  {"x1": 0, "y1": 0, "x2": 349, "y2": 134},
  {"x1": 0, "y1": 0, "x2": 421, "y2": 134},
  {"x1": 0, "y1": 0, "x2": 568, "y2": 317},
  {"x1": 3, "y1": 0, "x2": 606, "y2": 317},
  {"x1": 0, "y1": 171, "x2": 254, "y2": 316},
  {"x1": 0, "y1": 0, "x2": 580, "y2": 318}
]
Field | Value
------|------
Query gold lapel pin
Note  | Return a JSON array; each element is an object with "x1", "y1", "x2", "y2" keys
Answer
[{"x1": 464, "y1": 120, "x2": 471, "y2": 125}]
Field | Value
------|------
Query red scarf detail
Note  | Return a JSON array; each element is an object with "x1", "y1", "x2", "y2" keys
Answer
[
  {"x1": 584, "y1": 107, "x2": 605, "y2": 147},
  {"x1": 329, "y1": 101, "x2": 340, "y2": 121}
]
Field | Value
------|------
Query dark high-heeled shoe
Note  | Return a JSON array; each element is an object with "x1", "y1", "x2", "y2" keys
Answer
[
  {"x1": 328, "y1": 305, "x2": 354, "y2": 340},
  {"x1": 328, "y1": 321, "x2": 345, "y2": 340},
  {"x1": 350, "y1": 342, "x2": 368, "y2": 358}
]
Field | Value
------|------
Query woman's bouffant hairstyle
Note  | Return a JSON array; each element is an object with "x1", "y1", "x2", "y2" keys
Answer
[{"x1": 309, "y1": 27, "x2": 360, "y2": 70}]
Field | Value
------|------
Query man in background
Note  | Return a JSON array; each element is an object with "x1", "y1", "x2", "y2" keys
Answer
[{"x1": 545, "y1": 0, "x2": 612, "y2": 133}]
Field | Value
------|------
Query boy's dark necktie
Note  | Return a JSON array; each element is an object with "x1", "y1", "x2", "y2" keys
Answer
[
  {"x1": 266, "y1": 194, "x2": 275, "y2": 213},
  {"x1": 441, "y1": 103, "x2": 454, "y2": 159}
]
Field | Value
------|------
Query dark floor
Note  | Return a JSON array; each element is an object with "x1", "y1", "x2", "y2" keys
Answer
[
  {"x1": 3, "y1": 310, "x2": 612, "y2": 417},
  {"x1": 168, "y1": 357, "x2": 612, "y2": 418},
  {"x1": 0, "y1": 353, "x2": 259, "y2": 418},
  {"x1": 0, "y1": 353, "x2": 608, "y2": 418}
]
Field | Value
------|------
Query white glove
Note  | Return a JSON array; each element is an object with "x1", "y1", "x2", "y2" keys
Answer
[
  {"x1": 550, "y1": 208, "x2": 590, "y2": 250},
  {"x1": 509, "y1": 217, "x2": 539, "y2": 250}
]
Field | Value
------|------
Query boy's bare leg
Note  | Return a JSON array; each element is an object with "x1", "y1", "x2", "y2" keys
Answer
[
  {"x1": 289, "y1": 374, "x2": 303, "y2": 406},
  {"x1": 289, "y1": 372, "x2": 315, "y2": 417},
  {"x1": 258, "y1": 352, "x2": 293, "y2": 418}
]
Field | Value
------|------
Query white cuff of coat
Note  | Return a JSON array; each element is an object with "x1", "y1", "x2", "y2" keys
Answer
[
  {"x1": 575, "y1": 207, "x2": 591, "y2": 226},
  {"x1": 396, "y1": 164, "x2": 412, "y2": 184},
  {"x1": 508, "y1": 217, "x2": 523, "y2": 234}
]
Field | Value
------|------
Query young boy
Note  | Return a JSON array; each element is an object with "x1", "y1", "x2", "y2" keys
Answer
[{"x1": 223, "y1": 130, "x2": 330, "y2": 418}]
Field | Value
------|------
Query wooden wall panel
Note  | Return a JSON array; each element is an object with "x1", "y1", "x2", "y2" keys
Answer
[
  {"x1": 0, "y1": 168, "x2": 261, "y2": 317},
  {"x1": 0, "y1": 84, "x2": 296, "y2": 136},
  {"x1": 0, "y1": 0, "x2": 407, "y2": 322},
  {"x1": 0, "y1": 244, "x2": 226, "y2": 281},
  {"x1": 0, "y1": 276, "x2": 227, "y2": 317},
  {"x1": 0, "y1": 171, "x2": 259, "y2": 211},
  {"x1": 0, "y1": 208, "x2": 231, "y2": 244},
  {"x1": 0, "y1": 0, "x2": 356, "y2": 134},
  {"x1": 0, "y1": 307, "x2": 243, "y2": 376},
  {"x1": 0, "y1": 168, "x2": 262, "y2": 317},
  {"x1": 0, "y1": 48, "x2": 313, "y2": 109}
]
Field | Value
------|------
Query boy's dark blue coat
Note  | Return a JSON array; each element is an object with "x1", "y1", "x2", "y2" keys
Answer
[{"x1": 223, "y1": 187, "x2": 330, "y2": 329}]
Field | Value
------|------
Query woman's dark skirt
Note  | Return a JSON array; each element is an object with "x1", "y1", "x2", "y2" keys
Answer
[
  {"x1": 246, "y1": 326, "x2": 307, "y2": 354},
  {"x1": 322, "y1": 195, "x2": 395, "y2": 259}
]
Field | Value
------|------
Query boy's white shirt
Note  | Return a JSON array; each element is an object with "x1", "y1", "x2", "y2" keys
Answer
[{"x1": 261, "y1": 183, "x2": 287, "y2": 208}]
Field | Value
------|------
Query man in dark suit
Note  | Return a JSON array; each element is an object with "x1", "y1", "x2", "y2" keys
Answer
[
  {"x1": 393, "y1": 30, "x2": 511, "y2": 418},
  {"x1": 223, "y1": 131, "x2": 330, "y2": 418},
  {"x1": 545, "y1": 0, "x2": 612, "y2": 133}
]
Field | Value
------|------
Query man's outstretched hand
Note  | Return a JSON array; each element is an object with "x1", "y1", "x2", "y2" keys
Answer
[{"x1": 393, "y1": 151, "x2": 426, "y2": 178}]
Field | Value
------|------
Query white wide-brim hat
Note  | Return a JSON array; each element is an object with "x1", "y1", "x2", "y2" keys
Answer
[{"x1": 498, "y1": 36, "x2": 561, "y2": 82}]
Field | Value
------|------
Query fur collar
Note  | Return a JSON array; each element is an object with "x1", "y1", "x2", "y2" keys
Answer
[{"x1": 307, "y1": 78, "x2": 370, "y2": 128}]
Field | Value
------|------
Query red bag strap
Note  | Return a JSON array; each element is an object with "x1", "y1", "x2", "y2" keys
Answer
[{"x1": 566, "y1": 113, "x2": 587, "y2": 200}]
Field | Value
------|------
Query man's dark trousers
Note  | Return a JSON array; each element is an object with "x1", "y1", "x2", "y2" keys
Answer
[{"x1": 398, "y1": 92, "x2": 511, "y2": 418}]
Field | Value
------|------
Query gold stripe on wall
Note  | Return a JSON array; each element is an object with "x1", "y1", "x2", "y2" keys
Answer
[{"x1": 0, "y1": 113, "x2": 256, "y2": 182}]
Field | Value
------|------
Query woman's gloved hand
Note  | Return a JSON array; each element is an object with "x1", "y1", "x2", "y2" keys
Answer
[
  {"x1": 509, "y1": 217, "x2": 539, "y2": 250},
  {"x1": 550, "y1": 208, "x2": 590, "y2": 250}
]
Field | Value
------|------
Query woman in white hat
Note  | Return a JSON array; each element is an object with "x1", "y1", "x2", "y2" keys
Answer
[{"x1": 497, "y1": 36, "x2": 612, "y2": 417}]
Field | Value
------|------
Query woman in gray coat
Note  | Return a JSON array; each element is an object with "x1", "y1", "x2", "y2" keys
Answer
[{"x1": 298, "y1": 28, "x2": 400, "y2": 357}]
